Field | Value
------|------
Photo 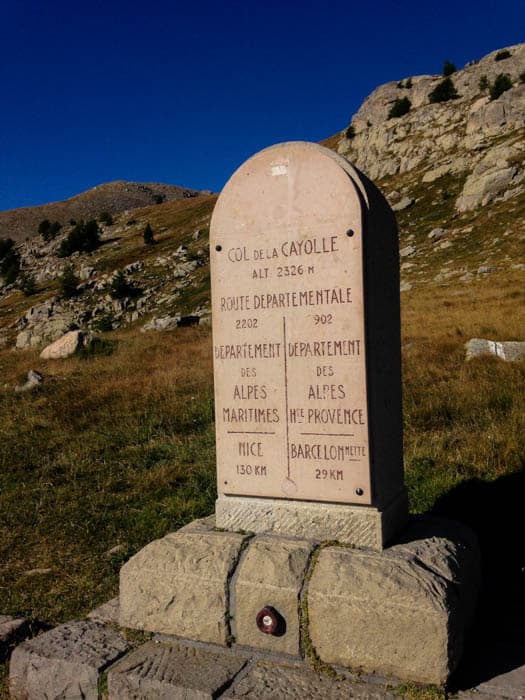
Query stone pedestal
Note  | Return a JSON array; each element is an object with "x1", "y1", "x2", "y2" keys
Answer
[
  {"x1": 119, "y1": 514, "x2": 480, "y2": 686},
  {"x1": 216, "y1": 491, "x2": 408, "y2": 551}
]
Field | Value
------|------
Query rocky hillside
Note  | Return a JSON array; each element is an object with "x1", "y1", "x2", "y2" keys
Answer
[
  {"x1": 0, "y1": 181, "x2": 206, "y2": 243},
  {"x1": 326, "y1": 43, "x2": 525, "y2": 291},
  {"x1": 0, "y1": 196, "x2": 216, "y2": 351},
  {"x1": 1, "y1": 43, "x2": 523, "y2": 354}
]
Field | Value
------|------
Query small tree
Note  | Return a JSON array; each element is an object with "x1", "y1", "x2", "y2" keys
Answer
[
  {"x1": 59, "y1": 219, "x2": 101, "y2": 257},
  {"x1": 479, "y1": 75, "x2": 489, "y2": 91},
  {"x1": 153, "y1": 194, "x2": 164, "y2": 205},
  {"x1": 99, "y1": 211, "x2": 113, "y2": 225},
  {"x1": 0, "y1": 239, "x2": 20, "y2": 285},
  {"x1": 495, "y1": 49, "x2": 511, "y2": 61},
  {"x1": 405, "y1": 77, "x2": 413, "y2": 89},
  {"x1": 345, "y1": 124, "x2": 356, "y2": 139},
  {"x1": 110, "y1": 271, "x2": 139, "y2": 300},
  {"x1": 388, "y1": 97, "x2": 411, "y2": 119},
  {"x1": 143, "y1": 223, "x2": 155, "y2": 245},
  {"x1": 38, "y1": 219, "x2": 51, "y2": 237},
  {"x1": 39, "y1": 220, "x2": 61, "y2": 242},
  {"x1": 59, "y1": 265, "x2": 80, "y2": 299},
  {"x1": 20, "y1": 272, "x2": 37, "y2": 296},
  {"x1": 490, "y1": 73, "x2": 513, "y2": 100},
  {"x1": 429, "y1": 77, "x2": 459, "y2": 103},
  {"x1": 442, "y1": 60, "x2": 456, "y2": 77},
  {"x1": 520, "y1": 71, "x2": 525, "y2": 84}
]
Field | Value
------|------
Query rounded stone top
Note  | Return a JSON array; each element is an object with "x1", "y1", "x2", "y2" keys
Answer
[{"x1": 211, "y1": 141, "x2": 366, "y2": 241}]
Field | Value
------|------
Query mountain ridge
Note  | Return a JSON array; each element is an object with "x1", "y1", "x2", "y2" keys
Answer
[{"x1": 0, "y1": 180, "x2": 206, "y2": 243}]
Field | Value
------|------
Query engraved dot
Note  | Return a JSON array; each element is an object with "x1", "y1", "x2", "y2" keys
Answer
[
  {"x1": 215, "y1": 244, "x2": 222, "y2": 251},
  {"x1": 355, "y1": 488, "x2": 364, "y2": 496},
  {"x1": 346, "y1": 229, "x2": 354, "y2": 237}
]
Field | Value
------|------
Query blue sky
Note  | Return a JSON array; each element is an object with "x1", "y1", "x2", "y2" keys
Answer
[{"x1": 1, "y1": 0, "x2": 523, "y2": 211}]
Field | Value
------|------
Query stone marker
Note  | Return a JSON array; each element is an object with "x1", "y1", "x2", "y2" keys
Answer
[
  {"x1": 211, "y1": 141, "x2": 407, "y2": 549},
  {"x1": 117, "y1": 143, "x2": 480, "y2": 687}
]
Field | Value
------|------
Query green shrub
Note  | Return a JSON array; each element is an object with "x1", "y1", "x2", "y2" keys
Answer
[
  {"x1": 20, "y1": 273, "x2": 37, "y2": 296},
  {"x1": 388, "y1": 96, "x2": 411, "y2": 118},
  {"x1": 345, "y1": 124, "x2": 356, "y2": 139},
  {"x1": 143, "y1": 223, "x2": 155, "y2": 246},
  {"x1": 78, "y1": 337, "x2": 116, "y2": 359},
  {"x1": 442, "y1": 60, "x2": 456, "y2": 77},
  {"x1": 478, "y1": 75, "x2": 489, "y2": 91},
  {"x1": 495, "y1": 49, "x2": 511, "y2": 61},
  {"x1": 38, "y1": 219, "x2": 51, "y2": 236},
  {"x1": 405, "y1": 78, "x2": 412, "y2": 89},
  {"x1": 428, "y1": 77, "x2": 459, "y2": 103},
  {"x1": 93, "y1": 314, "x2": 115, "y2": 332},
  {"x1": 0, "y1": 239, "x2": 20, "y2": 284},
  {"x1": 99, "y1": 212, "x2": 113, "y2": 226},
  {"x1": 110, "y1": 271, "x2": 139, "y2": 300},
  {"x1": 39, "y1": 220, "x2": 61, "y2": 242},
  {"x1": 153, "y1": 194, "x2": 164, "y2": 205},
  {"x1": 520, "y1": 71, "x2": 525, "y2": 84},
  {"x1": 59, "y1": 265, "x2": 80, "y2": 299},
  {"x1": 59, "y1": 220, "x2": 101, "y2": 257},
  {"x1": 490, "y1": 73, "x2": 513, "y2": 100}
]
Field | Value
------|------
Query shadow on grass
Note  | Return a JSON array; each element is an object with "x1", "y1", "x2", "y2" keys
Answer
[{"x1": 432, "y1": 467, "x2": 525, "y2": 691}]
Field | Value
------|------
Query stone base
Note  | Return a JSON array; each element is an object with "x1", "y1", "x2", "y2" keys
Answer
[
  {"x1": 9, "y1": 621, "x2": 131, "y2": 700},
  {"x1": 118, "y1": 513, "x2": 480, "y2": 685},
  {"x1": 215, "y1": 491, "x2": 408, "y2": 551}
]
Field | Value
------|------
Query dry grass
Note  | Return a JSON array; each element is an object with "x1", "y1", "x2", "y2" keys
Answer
[
  {"x1": 0, "y1": 326, "x2": 215, "y2": 624},
  {"x1": 402, "y1": 272, "x2": 524, "y2": 511},
  {"x1": 0, "y1": 271, "x2": 522, "y2": 630}
]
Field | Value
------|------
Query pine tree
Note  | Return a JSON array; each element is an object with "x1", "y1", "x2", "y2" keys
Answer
[
  {"x1": 59, "y1": 265, "x2": 80, "y2": 299},
  {"x1": 143, "y1": 223, "x2": 155, "y2": 245}
]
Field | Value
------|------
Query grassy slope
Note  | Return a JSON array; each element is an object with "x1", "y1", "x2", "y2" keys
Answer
[
  {"x1": 0, "y1": 160, "x2": 524, "y2": 693},
  {"x1": 1, "y1": 267, "x2": 523, "y2": 622}
]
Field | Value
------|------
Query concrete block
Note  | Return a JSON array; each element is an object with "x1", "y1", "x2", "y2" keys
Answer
[
  {"x1": 0, "y1": 616, "x2": 32, "y2": 662},
  {"x1": 120, "y1": 518, "x2": 246, "y2": 644},
  {"x1": 307, "y1": 517, "x2": 480, "y2": 685},
  {"x1": 216, "y1": 491, "x2": 408, "y2": 551},
  {"x1": 223, "y1": 660, "x2": 397, "y2": 699},
  {"x1": 107, "y1": 639, "x2": 248, "y2": 699},
  {"x1": 232, "y1": 535, "x2": 313, "y2": 655},
  {"x1": 9, "y1": 620, "x2": 131, "y2": 700}
]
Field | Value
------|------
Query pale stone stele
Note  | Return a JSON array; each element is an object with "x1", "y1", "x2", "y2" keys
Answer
[
  {"x1": 210, "y1": 141, "x2": 407, "y2": 549},
  {"x1": 116, "y1": 143, "x2": 480, "y2": 688}
]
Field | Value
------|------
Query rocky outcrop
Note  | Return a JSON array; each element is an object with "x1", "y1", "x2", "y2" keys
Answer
[
  {"x1": 337, "y1": 43, "x2": 525, "y2": 213},
  {"x1": 40, "y1": 330, "x2": 89, "y2": 359}
]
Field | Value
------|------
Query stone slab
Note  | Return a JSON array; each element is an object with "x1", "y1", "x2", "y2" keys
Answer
[
  {"x1": 216, "y1": 491, "x2": 408, "y2": 551},
  {"x1": 223, "y1": 660, "x2": 397, "y2": 699},
  {"x1": 0, "y1": 616, "x2": 32, "y2": 662},
  {"x1": 119, "y1": 520, "x2": 246, "y2": 644},
  {"x1": 307, "y1": 516, "x2": 480, "y2": 685},
  {"x1": 9, "y1": 620, "x2": 131, "y2": 700},
  {"x1": 87, "y1": 597, "x2": 120, "y2": 626},
  {"x1": 465, "y1": 338, "x2": 525, "y2": 362},
  {"x1": 108, "y1": 639, "x2": 248, "y2": 699},
  {"x1": 232, "y1": 535, "x2": 313, "y2": 655}
]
